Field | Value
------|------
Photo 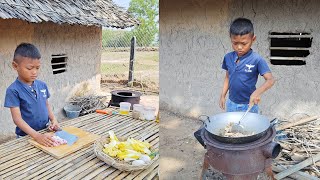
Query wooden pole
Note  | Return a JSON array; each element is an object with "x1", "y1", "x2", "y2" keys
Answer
[
  {"x1": 274, "y1": 152, "x2": 320, "y2": 179},
  {"x1": 128, "y1": 36, "x2": 136, "y2": 87}
]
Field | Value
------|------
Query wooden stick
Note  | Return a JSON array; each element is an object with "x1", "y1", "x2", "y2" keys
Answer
[
  {"x1": 274, "y1": 152, "x2": 320, "y2": 179},
  {"x1": 277, "y1": 116, "x2": 319, "y2": 131},
  {"x1": 272, "y1": 165, "x2": 319, "y2": 180}
]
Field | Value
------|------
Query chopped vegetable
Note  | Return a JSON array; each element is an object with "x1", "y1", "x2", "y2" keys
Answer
[
  {"x1": 132, "y1": 160, "x2": 146, "y2": 166},
  {"x1": 139, "y1": 155, "x2": 151, "y2": 163},
  {"x1": 102, "y1": 131, "x2": 155, "y2": 164}
]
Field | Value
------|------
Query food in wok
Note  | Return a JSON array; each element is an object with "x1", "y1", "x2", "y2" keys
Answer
[{"x1": 219, "y1": 122, "x2": 255, "y2": 137}]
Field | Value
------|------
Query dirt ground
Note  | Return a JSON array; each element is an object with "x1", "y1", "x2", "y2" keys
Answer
[{"x1": 159, "y1": 110, "x2": 206, "y2": 179}]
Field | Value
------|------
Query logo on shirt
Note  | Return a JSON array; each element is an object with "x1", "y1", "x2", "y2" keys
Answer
[
  {"x1": 40, "y1": 89, "x2": 47, "y2": 98},
  {"x1": 245, "y1": 64, "x2": 255, "y2": 72}
]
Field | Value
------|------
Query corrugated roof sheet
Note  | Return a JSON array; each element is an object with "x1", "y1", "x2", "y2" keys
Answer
[{"x1": 0, "y1": 0, "x2": 139, "y2": 28}]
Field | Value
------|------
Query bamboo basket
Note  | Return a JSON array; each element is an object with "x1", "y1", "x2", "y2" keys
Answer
[{"x1": 94, "y1": 136, "x2": 159, "y2": 171}]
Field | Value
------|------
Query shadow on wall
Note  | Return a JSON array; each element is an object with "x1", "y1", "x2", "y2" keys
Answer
[
  {"x1": 159, "y1": 99, "x2": 220, "y2": 118},
  {"x1": 272, "y1": 100, "x2": 320, "y2": 121}
]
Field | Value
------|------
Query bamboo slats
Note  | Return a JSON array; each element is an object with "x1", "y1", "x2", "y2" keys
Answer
[{"x1": 0, "y1": 110, "x2": 159, "y2": 180}]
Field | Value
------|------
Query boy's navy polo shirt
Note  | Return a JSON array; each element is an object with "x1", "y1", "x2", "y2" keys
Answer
[
  {"x1": 222, "y1": 49, "x2": 271, "y2": 104},
  {"x1": 4, "y1": 79, "x2": 50, "y2": 136}
]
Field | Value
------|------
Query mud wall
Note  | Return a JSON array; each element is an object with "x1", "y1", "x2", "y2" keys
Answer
[{"x1": 160, "y1": 0, "x2": 320, "y2": 119}]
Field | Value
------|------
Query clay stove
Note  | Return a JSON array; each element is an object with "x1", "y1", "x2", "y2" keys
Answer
[{"x1": 201, "y1": 126, "x2": 281, "y2": 180}]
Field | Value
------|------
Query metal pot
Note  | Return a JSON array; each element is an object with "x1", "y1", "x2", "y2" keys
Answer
[{"x1": 201, "y1": 112, "x2": 277, "y2": 144}]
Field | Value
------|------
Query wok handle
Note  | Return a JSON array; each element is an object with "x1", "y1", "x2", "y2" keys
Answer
[
  {"x1": 198, "y1": 115, "x2": 210, "y2": 124},
  {"x1": 270, "y1": 118, "x2": 278, "y2": 127}
]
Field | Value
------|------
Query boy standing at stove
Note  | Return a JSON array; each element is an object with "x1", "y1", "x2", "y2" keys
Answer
[
  {"x1": 4, "y1": 43, "x2": 60, "y2": 147},
  {"x1": 194, "y1": 18, "x2": 275, "y2": 147},
  {"x1": 219, "y1": 17, "x2": 275, "y2": 113}
]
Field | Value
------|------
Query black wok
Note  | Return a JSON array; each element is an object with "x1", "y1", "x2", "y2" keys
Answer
[{"x1": 200, "y1": 112, "x2": 277, "y2": 144}]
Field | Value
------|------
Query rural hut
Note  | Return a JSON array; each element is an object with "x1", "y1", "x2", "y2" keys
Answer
[{"x1": 0, "y1": 0, "x2": 138, "y2": 140}]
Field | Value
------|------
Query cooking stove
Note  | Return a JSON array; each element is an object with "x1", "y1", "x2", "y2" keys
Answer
[
  {"x1": 108, "y1": 90, "x2": 142, "y2": 109},
  {"x1": 201, "y1": 126, "x2": 281, "y2": 180}
]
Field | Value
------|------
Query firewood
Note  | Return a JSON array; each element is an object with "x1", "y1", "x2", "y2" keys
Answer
[
  {"x1": 274, "y1": 152, "x2": 320, "y2": 179},
  {"x1": 277, "y1": 116, "x2": 319, "y2": 131},
  {"x1": 68, "y1": 95, "x2": 107, "y2": 115},
  {"x1": 272, "y1": 165, "x2": 319, "y2": 180},
  {"x1": 291, "y1": 153, "x2": 307, "y2": 162}
]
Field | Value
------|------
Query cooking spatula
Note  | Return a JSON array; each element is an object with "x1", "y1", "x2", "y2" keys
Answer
[{"x1": 231, "y1": 105, "x2": 253, "y2": 133}]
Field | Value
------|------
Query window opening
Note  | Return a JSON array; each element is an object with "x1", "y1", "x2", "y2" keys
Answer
[
  {"x1": 269, "y1": 32, "x2": 312, "y2": 65},
  {"x1": 51, "y1": 54, "x2": 67, "y2": 74}
]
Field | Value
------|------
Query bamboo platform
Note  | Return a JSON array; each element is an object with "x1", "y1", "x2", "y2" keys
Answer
[{"x1": 0, "y1": 111, "x2": 159, "y2": 180}]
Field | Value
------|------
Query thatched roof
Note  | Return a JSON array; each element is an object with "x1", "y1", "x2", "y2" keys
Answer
[{"x1": 0, "y1": 0, "x2": 138, "y2": 28}]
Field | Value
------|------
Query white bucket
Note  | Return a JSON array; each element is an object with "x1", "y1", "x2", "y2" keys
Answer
[
  {"x1": 133, "y1": 104, "x2": 144, "y2": 119},
  {"x1": 143, "y1": 106, "x2": 156, "y2": 120},
  {"x1": 133, "y1": 104, "x2": 144, "y2": 112}
]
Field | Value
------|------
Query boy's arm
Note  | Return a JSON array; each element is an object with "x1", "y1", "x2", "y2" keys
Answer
[
  {"x1": 219, "y1": 71, "x2": 229, "y2": 110},
  {"x1": 250, "y1": 72, "x2": 275, "y2": 106},
  {"x1": 10, "y1": 107, "x2": 55, "y2": 147},
  {"x1": 46, "y1": 100, "x2": 60, "y2": 131}
]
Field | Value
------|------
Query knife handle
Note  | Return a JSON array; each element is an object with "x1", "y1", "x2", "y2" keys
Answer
[{"x1": 96, "y1": 110, "x2": 109, "y2": 114}]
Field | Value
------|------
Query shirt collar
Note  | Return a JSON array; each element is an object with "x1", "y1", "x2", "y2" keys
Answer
[
  {"x1": 234, "y1": 49, "x2": 253, "y2": 62},
  {"x1": 16, "y1": 78, "x2": 36, "y2": 89}
]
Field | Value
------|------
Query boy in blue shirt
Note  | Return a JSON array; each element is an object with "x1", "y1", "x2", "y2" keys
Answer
[
  {"x1": 194, "y1": 18, "x2": 275, "y2": 147},
  {"x1": 219, "y1": 18, "x2": 275, "y2": 112},
  {"x1": 4, "y1": 43, "x2": 60, "y2": 147}
]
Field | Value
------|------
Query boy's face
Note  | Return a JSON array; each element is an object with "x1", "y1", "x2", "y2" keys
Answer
[
  {"x1": 230, "y1": 34, "x2": 256, "y2": 57},
  {"x1": 12, "y1": 56, "x2": 40, "y2": 85}
]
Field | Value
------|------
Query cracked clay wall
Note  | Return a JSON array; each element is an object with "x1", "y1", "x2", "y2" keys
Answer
[
  {"x1": 0, "y1": 19, "x2": 101, "y2": 139},
  {"x1": 160, "y1": 0, "x2": 320, "y2": 120}
]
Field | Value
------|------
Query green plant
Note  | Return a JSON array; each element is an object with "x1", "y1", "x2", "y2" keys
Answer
[{"x1": 128, "y1": 0, "x2": 159, "y2": 46}]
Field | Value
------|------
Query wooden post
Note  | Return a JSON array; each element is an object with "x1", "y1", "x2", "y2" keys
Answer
[{"x1": 128, "y1": 36, "x2": 136, "y2": 87}]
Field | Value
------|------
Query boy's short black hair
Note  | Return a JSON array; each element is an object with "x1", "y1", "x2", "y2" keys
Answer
[
  {"x1": 14, "y1": 43, "x2": 41, "y2": 62},
  {"x1": 229, "y1": 18, "x2": 254, "y2": 36}
]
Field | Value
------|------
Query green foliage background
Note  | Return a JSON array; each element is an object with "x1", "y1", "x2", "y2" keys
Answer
[{"x1": 102, "y1": 0, "x2": 159, "y2": 48}]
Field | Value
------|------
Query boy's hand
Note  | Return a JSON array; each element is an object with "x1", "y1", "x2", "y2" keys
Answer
[
  {"x1": 34, "y1": 133, "x2": 55, "y2": 147},
  {"x1": 48, "y1": 119, "x2": 60, "y2": 131},
  {"x1": 219, "y1": 95, "x2": 226, "y2": 110},
  {"x1": 249, "y1": 93, "x2": 261, "y2": 106}
]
